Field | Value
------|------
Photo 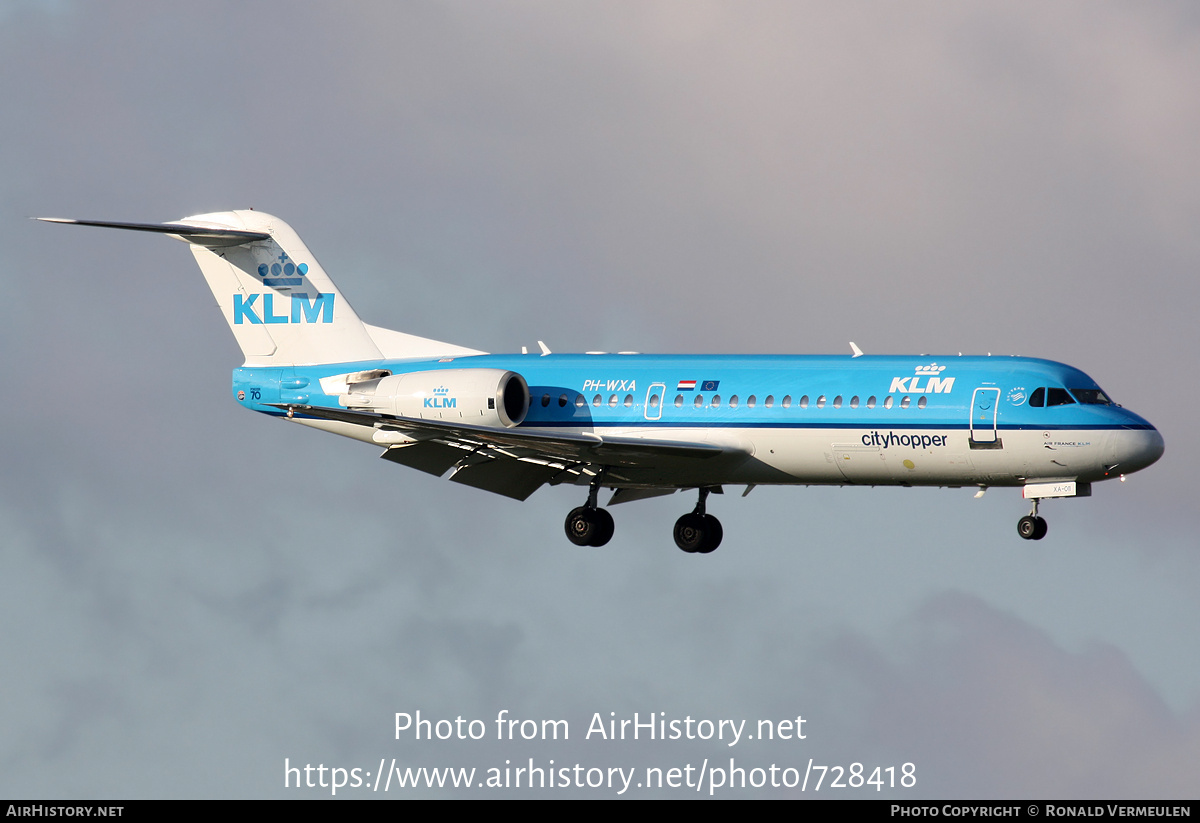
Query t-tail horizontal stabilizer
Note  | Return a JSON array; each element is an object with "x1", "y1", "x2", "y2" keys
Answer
[{"x1": 35, "y1": 217, "x2": 270, "y2": 247}]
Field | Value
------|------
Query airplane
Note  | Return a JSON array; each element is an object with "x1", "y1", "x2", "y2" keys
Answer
[{"x1": 39, "y1": 210, "x2": 1164, "y2": 553}]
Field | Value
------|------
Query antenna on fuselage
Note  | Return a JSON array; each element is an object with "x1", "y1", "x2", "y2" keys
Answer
[{"x1": 849, "y1": 341, "x2": 864, "y2": 358}]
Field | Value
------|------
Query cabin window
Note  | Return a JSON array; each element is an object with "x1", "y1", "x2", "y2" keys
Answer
[
  {"x1": 593, "y1": 394, "x2": 602, "y2": 407},
  {"x1": 782, "y1": 395, "x2": 791, "y2": 409},
  {"x1": 748, "y1": 395, "x2": 757, "y2": 408},
  {"x1": 648, "y1": 394, "x2": 660, "y2": 408},
  {"x1": 1046, "y1": 388, "x2": 1076, "y2": 406},
  {"x1": 695, "y1": 395, "x2": 704, "y2": 408},
  {"x1": 711, "y1": 395, "x2": 721, "y2": 408},
  {"x1": 675, "y1": 395, "x2": 684, "y2": 408},
  {"x1": 884, "y1": 396, "x2": 894, "y2": 409},
  {"x1": 817, "y1": 395, "x2": 826, "y2": 409},
  {"x1": 541, "y1": 393, "x2": 551, "y2": 407},
  {"x1": 850, "y1": 395, "x2": 859, "y2": 409},
  {"x1": 729, "y1": 395, "x2": 739, "y2": 409},
  {"x1": 576, "y1": 394, "x2": 585, "y2": 408},
  {"x1": 799, "y1": 395, "x2": 809, "y2": 409},
  {"x1": 559, "y1": 394, "x2": 569, "y2": 407},
  {"x1": 901, "y1": 396, "x2": 911, "y2": 409},
  {"x1": 917, "y1": 396, "x2": 927, "y2": 409},
  {"x1": 1071, "y1": 389, "x2": 1112, "y2": 405},
  {"x1": 609, "y1": 395, "x2": 619, "y2": 407},
  {"x1": 867, "y1": 396, "x2": 876, "y2": 409},
  {"x1": 624, "y1": 394, "x2": 633, "y2": 408},
  {"x1": 765, "y1": 395, "x2": 774, "y2": 408},
  {"x1": 833, "y1": 395, "x2": 842, "y2": 409}
]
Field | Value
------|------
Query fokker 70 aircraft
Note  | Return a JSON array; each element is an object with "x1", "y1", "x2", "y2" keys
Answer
[{"x1": 41, "y1": 211, "x2": 1164, "y2": 552}]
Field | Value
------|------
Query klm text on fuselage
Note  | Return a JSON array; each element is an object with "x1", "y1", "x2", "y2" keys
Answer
[{"x1": 889, "y1": 376, "x2": 955, "y2": 394}]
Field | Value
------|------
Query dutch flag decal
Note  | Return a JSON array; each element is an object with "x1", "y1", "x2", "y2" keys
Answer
[{"x1": 677, "y1": 380, "x2": 697, "y2": 391}]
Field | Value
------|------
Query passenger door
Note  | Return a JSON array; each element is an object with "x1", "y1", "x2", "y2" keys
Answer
[{"x1": 969, "y1": 387, "x2": 1000, "y2": 444}]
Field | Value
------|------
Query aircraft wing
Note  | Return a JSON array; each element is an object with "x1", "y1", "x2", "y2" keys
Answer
[{"x1": 270, "y1": 402, "x2": 730, "y2": 500}]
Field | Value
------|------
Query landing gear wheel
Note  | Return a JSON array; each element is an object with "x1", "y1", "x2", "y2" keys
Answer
[
  {"x1": 1032, "y1": 516, "x2": 1048, "y2": 540},
  {"x1": 566, "y1": 507, "x2": 596, "y2": 546},
  {"x1": 590, "y1": 507, "x2": 615, "y2": 547},
  {"x1": 695, "y1": 515, "x2": 722, "y2": 554},
  {"x1": 674, "y1": 513, "x2": 704, "y2": 552},
  {"x1": 674, "y1": 513, "x2": 723, "y2": 553},
  {"x1": 565, "y1": 507, "x2": 614, "y2": 547},
  {"x1": 1018, "y1": 516, "x2": 1037, "y2": 540},
  {"x1": 1018, "y1": 514, "x2": 1050, "y2": 540},
  {"x1": 1017, "y1": 515, "x2": 1037, "y2": 540}
]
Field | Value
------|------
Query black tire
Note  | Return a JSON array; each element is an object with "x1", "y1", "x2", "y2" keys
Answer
[
  {"x1": 695, "y1": 514, "x2": 723, "y2": 553},
  {"x1": 674, "y1": 513, "x2": 707, "y2": 553},
  {"x1": 1017, "y1": 515, "x2": 1038, "y2": 540},
  {"x1": 565, "y1": 506, "x2": 596, "y2": 546},
  {"x1": 589, "y1": 508, "x2": 615, "y2": 547},
  {"x1": 1032, "y1": 516, "x2": 1048, "y2": 541}
]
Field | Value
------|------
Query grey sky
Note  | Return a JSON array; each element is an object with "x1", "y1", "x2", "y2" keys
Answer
[{"x1": 1, "y1": 0, "x2": 1197, "y2": 797}]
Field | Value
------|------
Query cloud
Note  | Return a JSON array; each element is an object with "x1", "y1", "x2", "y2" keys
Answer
[{"x1": 823, "y1": 591, "x2": 1200, "y2": 797}]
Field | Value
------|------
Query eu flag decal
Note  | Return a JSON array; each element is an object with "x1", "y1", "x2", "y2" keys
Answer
[{"x1": 701, "y1": 380, "x2": 720, "y2": 392}]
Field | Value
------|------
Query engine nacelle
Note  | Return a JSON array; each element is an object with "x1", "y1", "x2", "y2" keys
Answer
[{"x1": 339, "y1": 368, "x2": 529, "y2": 428}]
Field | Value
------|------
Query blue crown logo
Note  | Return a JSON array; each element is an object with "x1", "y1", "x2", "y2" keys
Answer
[
  {"x1": 257, "y1": 251, "x2": 309, "y2": 285},
  {"x1": 433, "y1": 386, "x2": 449, "y2": 396}
]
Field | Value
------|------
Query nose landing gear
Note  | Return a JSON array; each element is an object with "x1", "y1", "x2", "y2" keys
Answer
[
  {"x1": 674, "y1": 488, "x2": 723, "y2": 554},
  {"x1": 1017, "y1": 499, "x2": 1048, "y2": 540}
]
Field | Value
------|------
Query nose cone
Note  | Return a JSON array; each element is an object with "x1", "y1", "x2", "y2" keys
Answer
[{"x1": 1112, "y1": 426, "x2": 1164, "y2": 475}]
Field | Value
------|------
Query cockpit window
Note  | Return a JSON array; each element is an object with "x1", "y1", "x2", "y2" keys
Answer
[
  {"x1": 1029, "y1": 387, "x2": 1075, "y2": 407},
  {"x1": 1071, "y1": 389, "x2": 1112, "y2": 405}
]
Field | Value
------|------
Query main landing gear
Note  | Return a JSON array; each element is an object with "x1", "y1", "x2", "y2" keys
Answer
[
  {"x1": 1017, "y1": 499, "x2": 1048, "y2": 541},
  {"x1": 563, "y1": 485, "x2": 724, "y2": 553},
  {"x1": 673, "y1": 488, "x2": 723, "y2": 554},
  {"x1": 565, "y1": 479, "x2": 614, "y2": 547}
]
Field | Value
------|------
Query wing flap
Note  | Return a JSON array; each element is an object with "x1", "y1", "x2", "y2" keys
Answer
[
  {"x1": 380, "y1": 441, "x2": 465, "y2": 477},
  {"x1": 449, "y1": 459, "x2": 560, "y2": 501},
  {"x1": 608, "y1": 487, "x2": 679, "y2": 505}
]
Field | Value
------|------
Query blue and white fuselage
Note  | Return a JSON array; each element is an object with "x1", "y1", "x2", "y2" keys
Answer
[
  {"x1": 234, "y1": 353, "x2": 1161, "y2": 491},
  {"x1": 41, "y1": 210, "x2": 1163, "y2": 551}
]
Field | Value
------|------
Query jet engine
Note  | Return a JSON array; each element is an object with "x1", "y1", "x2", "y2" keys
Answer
[{"x1": 337, "y1": 368, "x2": 529, "y2": 428}]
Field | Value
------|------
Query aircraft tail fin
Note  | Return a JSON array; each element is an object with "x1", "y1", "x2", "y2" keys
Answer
[{"x1": 38, "y1": 211, "x2": 482, "y2": 365}]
